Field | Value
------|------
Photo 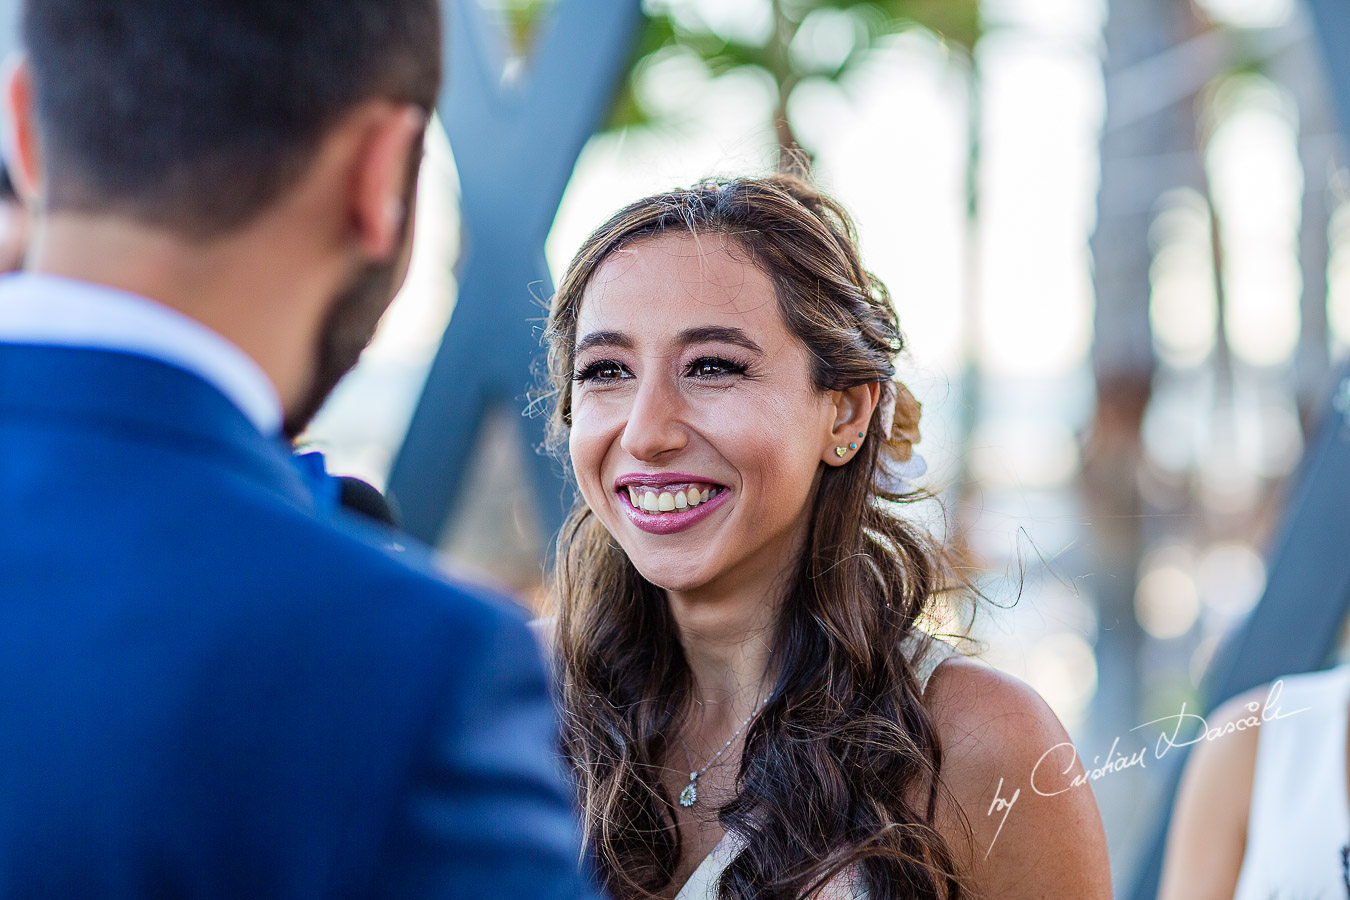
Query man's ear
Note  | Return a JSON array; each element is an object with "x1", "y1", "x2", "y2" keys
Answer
[
  {"x1": 351, "y1": 103, "x2": 426, "y2": 262},
  {"x1": 6, "y1": 58, "x2": 43, "y2": 205},
  {"x1": 821, "y1": 381, "x2": 881, "y2": 466}
]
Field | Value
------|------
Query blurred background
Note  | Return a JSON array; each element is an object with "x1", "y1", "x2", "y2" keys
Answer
[{"x1": 88, "y1": 0, "x2": 1340, "y2": 893}]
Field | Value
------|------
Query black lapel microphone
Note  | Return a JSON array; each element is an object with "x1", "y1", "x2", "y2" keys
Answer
[{"x1": 336, "y1": 476, "x2": 400, "y2": 529}]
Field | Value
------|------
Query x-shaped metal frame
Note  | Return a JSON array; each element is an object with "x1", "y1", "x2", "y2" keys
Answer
[{"x1": 388, "y1": 0, "x2": 643, "y2": 544}]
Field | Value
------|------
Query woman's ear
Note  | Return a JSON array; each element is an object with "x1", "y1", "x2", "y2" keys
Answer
[{"x1": 821, "y1": 382, "x2": 881, "y2": 466}]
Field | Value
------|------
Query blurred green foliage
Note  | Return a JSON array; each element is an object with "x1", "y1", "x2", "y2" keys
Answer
[{"x1": 485, "y1": 0, "x2": 980, "y2": 151}]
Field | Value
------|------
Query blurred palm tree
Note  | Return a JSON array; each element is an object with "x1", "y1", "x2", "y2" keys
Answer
[
  {"x1": 491, "y1": 0, "x2": 980, "y2": 172},
  {"x1": 626, "y1": 0, "x2": 978, "y2": 172}
]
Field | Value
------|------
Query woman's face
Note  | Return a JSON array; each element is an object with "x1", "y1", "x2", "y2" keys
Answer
[{"x1": 568, "y1": 233, "x2": 841, "y2": 598}]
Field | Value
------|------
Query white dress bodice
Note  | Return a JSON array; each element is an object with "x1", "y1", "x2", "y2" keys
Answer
[
  {"x1": 1233, "y1": 665, "x2": 1350, "y2": 900},
  {"x1": 674, "y1": 631, "x2": 957, "y2": 900}
]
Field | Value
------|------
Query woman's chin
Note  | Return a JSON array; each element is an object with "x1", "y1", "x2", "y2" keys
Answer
[{"x1": 628, "y1": 558, "x2": 713, "y2": 596}]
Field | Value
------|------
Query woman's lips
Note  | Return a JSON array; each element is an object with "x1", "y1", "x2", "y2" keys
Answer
[{"x1": 617, "y1": 484, "x2": 730, "y2": 535}]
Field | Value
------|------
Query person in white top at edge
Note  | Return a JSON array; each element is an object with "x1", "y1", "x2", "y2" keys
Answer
[
  {"x1": 1162, "y1": 665, "x2": 1350, "y2": 898},
  {"x1": 536, "y1": 175, "x2": 1114, "y2": 899}
]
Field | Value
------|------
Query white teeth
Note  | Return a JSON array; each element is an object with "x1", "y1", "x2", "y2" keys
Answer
[{"x1": 625, "y1": 484, "x2": 722, "y2": 515}]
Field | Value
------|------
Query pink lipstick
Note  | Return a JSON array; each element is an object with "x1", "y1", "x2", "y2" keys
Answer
[{"x1": 614, "y1": 473, "x2": 730, "y2": 535}]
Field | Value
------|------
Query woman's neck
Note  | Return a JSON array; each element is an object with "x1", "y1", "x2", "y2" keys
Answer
[
  {"x1": 666, "y1": 580, "x2": 783, "y2": 719},
  {"x1": 663, "y1": 511, "x2": 810, "y2": 716}
]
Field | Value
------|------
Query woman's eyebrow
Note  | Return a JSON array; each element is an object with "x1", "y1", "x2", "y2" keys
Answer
[
  {"x1": 575, "y1": 330, "x2": 633, "y2": 354},
  {"x1": 679, "y1": 326, "x2": 764, "y2": 354},
  {"x1": 576, "y1": 326, "x2": 765, "y2": 355}
]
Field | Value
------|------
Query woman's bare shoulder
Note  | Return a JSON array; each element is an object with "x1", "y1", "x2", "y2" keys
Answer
[
  {"x1": 1156, "y1": 686, "x2": 1265, "y2": 899},
  {"x1": 922, "y1": 658, "x2": 1079, "y2": 792},
  {"x1": 921, "y1": 657, "x2": 1113, "y2": 898},
  {"x1": 1172, "y1": 686, "x2": 1264, "y2": 788}
]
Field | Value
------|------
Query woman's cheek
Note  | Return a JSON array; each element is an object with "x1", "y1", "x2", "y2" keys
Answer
[{"x1": 569, "y1": 403, "x2": 616, "y2": 507}]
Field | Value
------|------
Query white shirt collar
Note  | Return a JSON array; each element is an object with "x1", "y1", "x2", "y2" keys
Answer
[{"x1": 0, "y1": 272, "x2": 283, "y2": 435}]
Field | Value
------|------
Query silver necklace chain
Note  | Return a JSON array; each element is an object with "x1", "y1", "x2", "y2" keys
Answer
[{"x1": 677, "y1": 693, "x2": 772, "y2": 809}]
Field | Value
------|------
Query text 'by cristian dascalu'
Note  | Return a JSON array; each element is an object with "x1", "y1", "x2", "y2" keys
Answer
[{"x1": 981, "y1": 680, "x2": 1310, "y2": 859}]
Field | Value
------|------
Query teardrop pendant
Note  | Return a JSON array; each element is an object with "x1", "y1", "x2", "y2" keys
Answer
[{"x1": 679, "y1": 781, "x2": 698, "y2": 807}]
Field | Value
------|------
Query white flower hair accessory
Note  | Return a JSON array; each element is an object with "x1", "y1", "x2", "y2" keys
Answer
[{"x1": 877, "y1": 380, "x2": 927, "y2": 488}]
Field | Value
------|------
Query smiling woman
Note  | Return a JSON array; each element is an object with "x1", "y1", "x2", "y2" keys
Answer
[
  {"x1": 567, "y1": 233, "x2": 843, "y2": 598},
  {"x1": 541, "y1": 176, "x2": 1111, "y2": 900}
]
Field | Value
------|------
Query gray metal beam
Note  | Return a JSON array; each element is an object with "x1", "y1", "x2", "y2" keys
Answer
[
  {"x1": 1129, "y1": 364, "x2": 1350, "y2": 898},
  {"x1": 0, "y1": 0, "x2": 18, "y2": 64},
  {"x1": 0, "y1": 0, "x2": 19, "y2": 138},
  {"x1": 388, "y1": 0, "x2": 643, "y2": 545},
  {"x1": 1307, "y1": 0, "x2": 1350, "y2": 144},
  {"x1": 1089, "y1": 10, "x2": 1204, "y2": 888},
  {"x1": 1126, "y1": 3, "x2": 1350, "y2": 896}
]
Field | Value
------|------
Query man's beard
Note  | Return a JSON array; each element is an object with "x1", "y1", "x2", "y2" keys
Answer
[
  {"x1": 282, "y1": 256, "x2": 403, "y2": 440},
  {"x1": 284, "y1": 139, "x2": 423, "y2": 441}
]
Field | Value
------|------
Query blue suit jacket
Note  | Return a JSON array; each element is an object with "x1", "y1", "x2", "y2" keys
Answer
[{"x1": 0, "y1": 344, "x2": 596, "y2": 899}]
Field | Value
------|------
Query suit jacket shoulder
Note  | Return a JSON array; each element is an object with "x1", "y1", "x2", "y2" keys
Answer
[{"x1": 0, "y1": 344, "x2": 597, "y2": 899}]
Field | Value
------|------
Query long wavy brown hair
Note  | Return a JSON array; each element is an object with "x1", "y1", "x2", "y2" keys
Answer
[{"x1": 543, "y1": 175, "x2": 970, "y2": 899}]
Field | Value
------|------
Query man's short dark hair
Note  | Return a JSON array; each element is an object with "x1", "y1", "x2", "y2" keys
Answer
[{"x1": 23, "y1": 0, "x2": 441, "y2": 237}]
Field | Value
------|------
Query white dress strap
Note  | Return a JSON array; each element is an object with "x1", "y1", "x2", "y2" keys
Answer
[
  {"x1": 1233, "y1": 665, "x2": 1350, "y2": 900},
  {"x1": 674, "y1": 832, "x2": 744, "y2": 900},
  {"x1": 674, "y1": 832, "x2": 865, "y2": 900}
]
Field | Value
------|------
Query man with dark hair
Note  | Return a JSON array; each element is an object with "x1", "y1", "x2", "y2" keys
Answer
[{"x1": 0, "y1": 2, "x2": 596, "y2": 897}]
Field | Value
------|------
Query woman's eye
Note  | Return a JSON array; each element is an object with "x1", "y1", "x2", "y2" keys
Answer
[
  {"x1": 687, "y1": 357, "x2": 748, "y2": 379},
  {"x1": 575, "y1": 360, "x2": 631, "y2": 383}
]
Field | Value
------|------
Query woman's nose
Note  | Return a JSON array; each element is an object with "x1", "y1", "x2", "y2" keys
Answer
[{"x1": 619, "y1": 375, "x2": 688, "y2": 462}]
